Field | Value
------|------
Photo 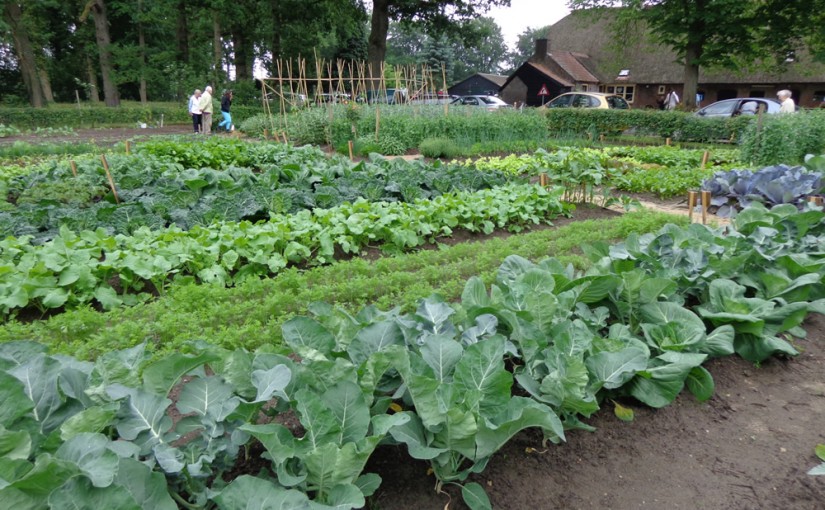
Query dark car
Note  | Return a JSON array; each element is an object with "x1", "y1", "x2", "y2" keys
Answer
[{"x1": 695, "y1": 98, "x2": 781, "y2": 117}]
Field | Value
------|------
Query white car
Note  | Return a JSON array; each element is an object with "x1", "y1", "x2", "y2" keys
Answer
[
  {"x1": 695, "y1": 98, "x2": 782, "y2": 117},
  {"x1": 450, "y1": 95, "x2": 512, "y2": 110}
]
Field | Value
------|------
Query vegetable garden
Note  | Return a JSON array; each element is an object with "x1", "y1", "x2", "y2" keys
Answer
[{"x1": 1, "y1": 130, "x2": 824, "y2": 509}]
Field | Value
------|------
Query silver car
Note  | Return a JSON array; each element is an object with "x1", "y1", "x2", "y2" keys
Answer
[
  {"x1": 695, "y1": 98, "x2": 781, "y2": 117},
  {"x1": 450, "y1": 95, "x2": 512, "y2": 110}
]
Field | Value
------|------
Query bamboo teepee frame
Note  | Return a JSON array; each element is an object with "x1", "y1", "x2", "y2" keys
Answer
[{"x1": 260, "y1": 56, "x2": 449, "y2": 134}]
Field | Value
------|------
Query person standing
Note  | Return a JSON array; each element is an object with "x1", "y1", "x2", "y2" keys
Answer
[
  {"x1": 218, "y1": 90, "x2": 233, "y2": 132},
  {"x1": 777, "y1": 89, "x2": 796, "y2": 113},
  {"x1": 664, "y1": 88, "x2": 680, "y2": 110},
  {"x1": 188, "y1": 89, "x2": 202, "y2": 133},
  {"x1": 199, "y1": 85, "x2": 214, "y2": 134}
]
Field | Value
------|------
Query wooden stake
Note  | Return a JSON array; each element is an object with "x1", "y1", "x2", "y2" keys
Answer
[
  {"x1": 264, "y1": 129, "x2": 269, "y2": 139},
  {"x1": 700, "y1": 190, "x2": 710, "y2": 224},
  {"x1": 665, "y1": 137, "x2": 672, "y2": 146},
  {"x1": 808, "y1": 196, "x2": 824, "y2": 207},
  {"x1": 100, "y1": 155, "x2": 120, "y2": 204},
  {"x1": 70, "y1": 160, "x2": 78, "y2": 177},
  {"x1": 281, "y1": 131, "x2": 288, "y2": 144},
  {"x1": 539, "y1": 173, "x2": 548, "y2": 187},
  {"x1": 688, "y1": 191, "x2": 698, "y2": 222},
  {"x1": 700, "y1": 150, "x2": 710, "y2": 168},
  {"x1": 375, "y1": 107, "x2": 381, "y2": 142},
  {"x1": 348, "y1": 140, "x2": 354, "y2": 161},
  {"x1": 125, "y1": 140, "x2": 131, "y2": 154}
]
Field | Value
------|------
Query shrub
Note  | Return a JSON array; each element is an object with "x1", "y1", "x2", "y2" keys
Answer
[
  {"x1": 419, "y1": 137, "x2": 464, "y2": 158},
  {"x1": 238, "y1": 113, "x2": 272, "y2": 137}
]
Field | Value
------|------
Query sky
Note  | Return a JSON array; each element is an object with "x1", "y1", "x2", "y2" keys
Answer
[{"x1": 487, "y1": 0, "x2": 571, "y2": 51}]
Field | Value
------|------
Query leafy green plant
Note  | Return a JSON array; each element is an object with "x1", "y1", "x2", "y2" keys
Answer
[{"x1": 419, "y1": 137, "x2": 464, "y2": 158}]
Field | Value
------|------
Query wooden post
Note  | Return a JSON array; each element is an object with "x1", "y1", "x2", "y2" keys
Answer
[
  {"x1": 700, "y1": 190, "x2": 710, "y2": 225},
  {"x1": 100, "y1": 155, "x2": 120, "y2": 204},
  {"x1": 281, "y1": 131, "x2": 288, "y2": 144},
  {"x1": 348, "y1": 140, "x2": 354, "y2": 161},
  {"x1": 125, "y1": 140, "x2": 131, "y2": 154},
  {"x1": 539, "y1": 173, "x2": 548, "y2": 187},
  {"x1": 700, "y1": 150, "x2": 710, "y2": 168},
  {"x1": 264, "y1": 129, "x2": 269, "y2": 139},
  {"x1": 665, "y1": 137, "x2": 672, "y2": 146},
  {"x1": 75, "y1": 90, "x2": 81, "y2": 108},
  {"x1": 70, "y1": 160, "x2": 78, "y2": 177},
  {"x1": 808, "y1": 196, "x2": 824, "y2": 207},
  {"x1": 688, "y1": 191, "x2": 698, "y2": 222}
]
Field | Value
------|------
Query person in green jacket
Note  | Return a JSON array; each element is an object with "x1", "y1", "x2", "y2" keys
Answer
[{"x1": 198, "y1": 85, "x2": 214, "y2": 134}]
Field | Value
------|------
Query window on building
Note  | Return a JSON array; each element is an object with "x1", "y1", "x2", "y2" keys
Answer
[
  {"x1": 600, "y1": 84, "x2": 635, "y2": 103},
  {"x1": 814, "y1": 91, "x2": 825, "y2": 103}
]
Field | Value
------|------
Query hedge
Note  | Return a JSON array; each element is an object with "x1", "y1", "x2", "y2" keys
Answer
[
  {"x1": 0, "y1": 103, "x2": 265, "y2": 129},
  {"x1": 739, "y1": 110, "x2": 825, "y2": 165}
]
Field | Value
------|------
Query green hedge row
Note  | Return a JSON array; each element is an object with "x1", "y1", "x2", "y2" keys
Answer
[
  {"x1": 0, "y1": 104, "x2": 265, "y2": 129},
  {"x1": 543, "y1": 108, "x2": 754, "y2": 142},
  {"x1": 739, "y1": 110, "x2": 825, "y2": 165}
]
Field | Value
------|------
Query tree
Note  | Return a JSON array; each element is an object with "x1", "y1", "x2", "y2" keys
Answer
[
  {"x1": 367, "y1": 0, "x2": 509, "y2": 80},
  {"x1": 81, "y1": 0, "x2": 119, "y2": 106},
  {"x1": 505, "y1": 24, "x2": 550, "y2": 72},
  {"x1": 2, "y1": 2, "x2": 45, "y2": 107},
  {"x1": 450, "y1": 17, "x2": 508, "y2": 78},
  {"x1": 568, "y1": 0, "x2": 825, "y2": 109}
]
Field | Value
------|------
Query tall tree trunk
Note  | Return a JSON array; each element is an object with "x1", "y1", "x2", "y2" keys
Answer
[
  {"x1": 37, "y1": 66, "x2": 54, "y2": 103},
  {"x1": 270, "y1": 0, "x2": 281, "y2": 73},
  {"x1": 682, "y1": 42, "x2": 701, "y2": 110},
  {"x1": 176, "y1": 0, "x2": 189, "y2": 62},
  {"x1": 213, "y1": 13, "x2": 222, "y2": 86},
  {"x1": 86, "y1": 55, "x2": 101, "y2": 102},
  {"x1": 4, "y1": 2, "x2": 44, "y2": 107},
  {"x1": 87, "y1": 0, "x2": 120, "y2": 107},
  {"x1": 138, "y1": 0, "x2": 148, "y2": 104},
  {"x1": 367, "y1": 0, "x2": 389, "y2": 88},
  {"x1": 233, "y1": 31, "x2": 251, "y2": 80}
]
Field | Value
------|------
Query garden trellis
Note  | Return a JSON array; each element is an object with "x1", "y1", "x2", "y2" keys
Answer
[{"x1": 260, "y1": 56, "x2": 449, "y2": 141}]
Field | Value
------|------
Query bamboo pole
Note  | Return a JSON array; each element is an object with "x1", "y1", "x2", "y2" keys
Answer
[
  {"x1": 348, "y1": 140, "x2": 354, "y2": 161},
  {"x1": 701, "y1": 150, "x2": 710, "y2": 168},
  {"x1": 701, "y1": 190, "x2": 710, "y2": 224},
  {"x1": 100, "y1": 155, "x2": 120, "y2": 204},
  {"x1": 688, "y1": 191, "x2": 698, "y2": 222}
]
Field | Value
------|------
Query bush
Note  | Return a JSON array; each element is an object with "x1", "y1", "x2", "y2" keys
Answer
[
  {"x1": 419, "y1": 137, "x2": 464, "y2": 158},
  {"x1": 238, "y1": 113, "x2": 272, "y2": 137},
  {"x1": 739, "y1": 111, "x2": 825, "y2": 166},
  {"x1": 0, "y1": 103, "x2": 190, "y2": 128},
  {"x1": 543, "y1": 108, "x2": 752, "y2": 143}
]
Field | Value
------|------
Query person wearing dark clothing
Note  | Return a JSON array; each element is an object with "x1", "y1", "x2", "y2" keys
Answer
[{"x1": 218, "y1": 90, "x2": 233, "y2": 132}]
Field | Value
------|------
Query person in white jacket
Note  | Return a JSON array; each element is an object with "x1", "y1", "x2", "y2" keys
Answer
[
  {"x1": 777, "y1": 90, "x2": 796, "y2": 113},
  {"x1": 188, "y1": 89, "x2": 202, "y2": 133},
  {"x1": 664, "y1": 88, "x2": 680, "y2": 110}
]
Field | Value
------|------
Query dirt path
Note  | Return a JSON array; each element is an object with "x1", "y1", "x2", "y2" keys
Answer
[
  {"x1": 369, "y1": 314, "x2": 825, "y2": 509},
  {"x1": 0, "y1": 125, "x2": 194, "y2": 146}
]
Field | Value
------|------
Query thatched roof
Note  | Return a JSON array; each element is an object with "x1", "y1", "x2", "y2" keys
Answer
[{"x1": 547, "y1": 9, "x2": 825, "y2": 84}]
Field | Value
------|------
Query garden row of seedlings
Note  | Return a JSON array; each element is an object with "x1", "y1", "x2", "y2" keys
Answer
[{"x1": 1, "y1": 201, "x2": 822, "y2": 509}]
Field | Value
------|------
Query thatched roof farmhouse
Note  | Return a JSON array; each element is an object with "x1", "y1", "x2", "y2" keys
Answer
[{"x1": 500, "y1": 9, "x2": 825, "y2": 108}]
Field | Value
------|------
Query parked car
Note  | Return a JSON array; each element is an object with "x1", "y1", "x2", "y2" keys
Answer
[
  {"x1": 409, "y1": 91, "x2": 451, "y2": 105},
  {"x1": 544, "y1": 92, "x2": 630, "y2": 109},
  {"x1": 694, "y1": 98, "x2": 781, "y2": 117},
  {"x1": 450, "y1": 95, "x2": 512, "y2": 109}
]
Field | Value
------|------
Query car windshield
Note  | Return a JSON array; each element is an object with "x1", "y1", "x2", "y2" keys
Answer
[
  {"x1": 700, "y1": 100, "x2": 736, "y2": 115},
  {"x1": 607, "y1": 96, "x2": 629, "y2": 109},
  {"x1": 548, "y1": 94, "x2": 573, "y2": 108}
]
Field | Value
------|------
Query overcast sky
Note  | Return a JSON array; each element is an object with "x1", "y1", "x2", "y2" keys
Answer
[{"x1": 486, "y1": 0, "x2": 571, "y2": 50}]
